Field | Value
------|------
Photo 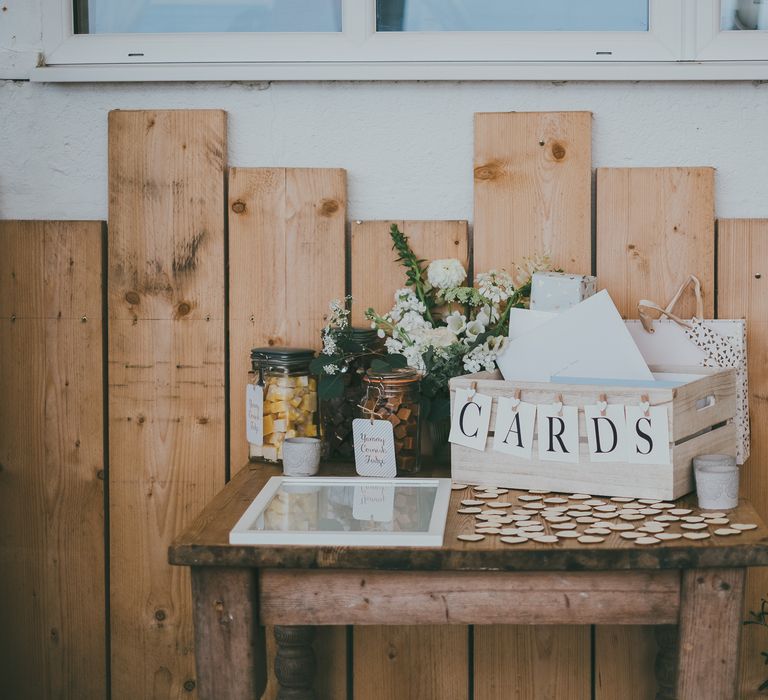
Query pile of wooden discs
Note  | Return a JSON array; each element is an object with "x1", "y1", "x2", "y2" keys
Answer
[{"x1": 451, "y1": 483, "x2": 757, "y2": 546}]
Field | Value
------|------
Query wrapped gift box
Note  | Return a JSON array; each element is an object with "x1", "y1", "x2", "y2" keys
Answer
[{"x1": 530, "y1": 271, "x2": 597, "y2": 312}]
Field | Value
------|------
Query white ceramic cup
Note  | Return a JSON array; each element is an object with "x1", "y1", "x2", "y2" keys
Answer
[
  {"x1": 693, "y1": 454, "x2": 739, "y2": 510},
  {"x1": 282, "y1": 437, "x2": 322, "y2": 477}
]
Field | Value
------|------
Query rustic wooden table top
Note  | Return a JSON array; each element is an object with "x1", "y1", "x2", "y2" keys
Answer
[{"x1": 169, "y1": 461, "x2": 768, "y2": 572}]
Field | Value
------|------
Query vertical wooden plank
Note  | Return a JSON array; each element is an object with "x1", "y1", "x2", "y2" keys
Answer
[
  {"x1": 594, "y1": 168, "x2": 715, "y2": 700},
  {"x1": 474, "y1": 111, "x2": 592, "y2": 274},
  {"x1": 718, "y1": 219, "x2": 768, "y2": 698},
  {"x1": 596, "y1": 167, "x2": 715, "y2": 318},
  {"x1": 0, "y1": 220, "x2": 106, "y2": 699},
  {"x1": 473, "y1": 111, "x2": 592, "y2": 700},
  {"x1": 350, "y1": 220, "x2": 469, "y2": 325},
  {"x1": 228, "y1": 167, "x2": 347, "y2": 699},
  {"x1": 351, "y1": 220, "x2": 470, "y2": 700},
  {"x1": 108, "y1": 110, "x2": 227, "y2": 699}
]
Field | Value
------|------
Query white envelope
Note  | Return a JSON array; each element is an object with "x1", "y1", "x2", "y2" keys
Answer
[
  {"x1": 507, "y1": 308, "x2": 557, "y2": 341},
  {"x1": 496, "y1": 290, "x2": 653, "y2": 383}
]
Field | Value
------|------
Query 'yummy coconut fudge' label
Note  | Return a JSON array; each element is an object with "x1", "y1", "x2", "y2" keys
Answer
[
  {"x1": 352, "y1": 419, "x2": 397, "y2": 477},
  {"x1": 246, "y1": 384, "x2": 264, "y2": 446}
]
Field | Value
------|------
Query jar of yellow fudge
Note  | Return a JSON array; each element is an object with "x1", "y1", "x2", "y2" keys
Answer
[
  {"x1": 358, "y1": 368, "x2": 422, "y2": 475},
  {"x1": 249, "y1": 347, "x2": 318, "y2": 463}
]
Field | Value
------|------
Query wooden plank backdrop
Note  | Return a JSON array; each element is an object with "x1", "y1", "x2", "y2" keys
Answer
[
  {"x1": 350, "y1": 220, "x2": 470, "y2": 700},
  {"x1": 0, "y1": 221, "x2": 106, "y2": 699},
  {"x1": 594, "y1": 166, "x2": 716, "y2": 699},
  {"x1": 472, "y1": 111, "x2": 593, "y2": 700},
  {"x1": 107, "y1": 110, "x2": 227, "y2": 698},
  {"x1": 718, "y1": 219, "x2": 768, "y2": 698},
  {"x1": 228, "y1": 166, "x2": 348, "y2": 700}
]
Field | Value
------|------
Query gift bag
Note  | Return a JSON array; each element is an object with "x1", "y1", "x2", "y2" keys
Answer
[{"x1": 625, "y1": 275, "x2": 749, "y2": 463}]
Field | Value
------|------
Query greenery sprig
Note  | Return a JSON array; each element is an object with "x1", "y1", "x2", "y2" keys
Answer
[{"x1": 390, "y1": 223, "x2": 435, "y2": 324}]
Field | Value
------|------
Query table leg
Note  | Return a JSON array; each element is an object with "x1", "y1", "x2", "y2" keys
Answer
[
  {"x1": 655, "y1": 625, "x2": 678, "y2": 700},
  {"x1": 190, "y1": 567, "x2": 266, "y2": 700},
  {"x1": 274, "y1": 625, "x2": 317, "y2": 699},
  {"x1": 675, "y1": 568, "x2": 745, "y2": 700}
]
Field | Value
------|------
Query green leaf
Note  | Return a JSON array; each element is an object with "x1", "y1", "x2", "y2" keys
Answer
[
  {"x1": 317, "y1": 374, "x2": 344, "y2": 400},
  {"x1": 370, "y1": 358, "x2": 392, "y2": 373},
  {"x1": 430, "y1": 397, "x2": 452, "y2": 422},
  {"x1": 386, "y1": 354, "x2": 408, "y2": 368}
]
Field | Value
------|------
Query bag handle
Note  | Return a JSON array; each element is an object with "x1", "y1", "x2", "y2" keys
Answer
[{"x1": 637, "y1": 274, "x2": 703, "y2": 333}]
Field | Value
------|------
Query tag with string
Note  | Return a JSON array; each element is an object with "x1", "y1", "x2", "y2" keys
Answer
[
  {"x1": 353, "y1": 383, "x2": 396, "y2": 476},
  {"x1": 449, "y1": 383, "x2": 493, "y2": 451}
]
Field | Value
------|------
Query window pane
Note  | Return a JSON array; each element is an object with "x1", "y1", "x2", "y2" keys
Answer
[
  {"x1": 721, "y1": 0, "x2": 768, "y2": 30},
  {"x1": 377, "y1": 0, "x2": 649, "y2": 32},
  {"x1": 75, "y1": 0, "x2": 342, "y2": 34}
]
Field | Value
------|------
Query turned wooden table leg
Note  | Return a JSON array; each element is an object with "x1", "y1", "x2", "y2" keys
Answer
[
  {"x1": 675, "y1": 568, "x2": 746, "y2": 700},
  {"x1": 655, "y1": 624, "x2": 679, "y2": 700},
  {"x1": 274, "y1": 625, "x2": 317, "y2": 700},
  {"x1": 190, "y1": 567, "x2": 266, "y2": 700}
]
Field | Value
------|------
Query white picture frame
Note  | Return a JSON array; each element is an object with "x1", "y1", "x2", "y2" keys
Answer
[{"x1": 229, "y1": 476, "x2": 452, "y2": 547}]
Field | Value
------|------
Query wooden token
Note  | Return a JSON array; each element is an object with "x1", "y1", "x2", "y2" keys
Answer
[
  {"x1": 510, "y1": 515, "x2": 531, "y2": 522},
  {"x1": 654, "y1": 514, "x2": 680, "y2": 522},
  {"x1": 544, "y1": 515, "x2": 571, "y2": 523},
  {"x1": 609, "y1": 496, "x2": 635, "y2": 503},
  {"x1": 593, "y1": 512, "x2": 619, "y2": 520},
  {"x1": 461, "y1": 499, "x2": 484, "y2": 506},
  {"x1": 584, "y1": 499, "x2": 606, "y2": 507},
  {"x1": 638, "y1": 508, "x2": 661, "y2": 516},
  {"x1": 500, "y1": 536, "x2": 529, "y2": 544},
  {"x1": 680, "y1": 522, "x2": 708, "y2": 531},
  {"x1": 638, "y1": 498, "x2": 662, "y2": 504},
  {"x1": 567, "y1": 505, "x2": 592, "y2": 513},
  {"x1": 457, "y1": 507, "x2": 482, "y2": 514},
  {"x1": 713, "y1": 528, "x2": 741, "y2": 536},
  {"x1": 494, "y1": 489, "x2": 510, "y2": 494},
  {"x1": 513, "y1": 509, "x2": 532, "y2": 516},
  {"x1": 475, "y1": 492, "x2": 501, "y2": 499},
  {"x1": 576, "y1": 516, "x2": 598, "y2": 524},
  {"x1": 594, "y1": 505, "x2": 618, "y2": 512},
  {"x1": 528, "y1": 489, "x2": 551, "y2": 494},
  {"x1": 681, "y1": 515, "x2": 705, "y2": 523},
  {"x1": 451, "y1": 483, "x2": 469, "y2": 490},
  {"x1": 486, "y1": 501, "x2": 512, "y2": 508},
  {"x1": 620, "y1": 531, "x2": 643, "y2": 540},
  {"x1": 578, "y1": 535, "x2": 605, "y2": 544},
  {"x1": 731, "y1": 523, "x2": 758, "y2": 531},
  {"x1": 481, "y1": 509, "x2": 508, "y2": 516},
  {"x1": 704, "y1": 517, "x2": 730, "y2": 525},
  {"x1": 499, "y1": 528, "x2": 522, "y2": 536},
  {"x1": 519, "y1": 495, "x2": 542, "y2": 502},
  {"x1": 531, "y1": 535, "x2": 559, "y2": 543},
  {"x1": 584, "y1": 527, "x2": 611, "y2": 536},
  {"x1": 655, "y1": 532, "x2": 683, "y2": 541},
  {"x1": 683, "y1": 532, "x2": 711, "y2": 540},
  {"x1": 543, "y1": 497, "x2": 569, "y2": 504},
  {"x1": 617, "y1": 508, "x2": 641, "y2": 515},
  {"x1": 551, "y1": 522, "x2": 577, "y2": 530},
  {"x1": 655, "y1": 502, "x2": 676, "y2": 509},
  {"x1": 669, "y1": 508, "x2": 693, "y2": 515},
  {"x1": 701, "y1": 511, "x2": 727, "y2": 519},
  {"x1": 523, "y1": 503, "x2": 546, "y2": 510},
  {"x1": 519, "y1": 525, "x2": 544, "y2": 533},
  {"x1": 609, "y1": 522, "x2": 636, "y2": 532},
  {"x1": 457, "y1": 534, "x2": 485, "y2": 542},
  {"x1": 639, "y1": 525, "x2": 665, "y2": 534},
  {"x1": 570, "y1": 493, "x2": 592, "y2": 500},
  {"x1": 635, "y1": 537, "x2": 661, "y2": 545},
  {"x1": 476, "y1": 527, "x2": 502, "y2": 534},
  {"x1": 566, "y1": 510, "x2": 590, "y2": 518},
  {"x1": 619, "y1": 514, "x2": 644, "y2": 521},
  {"x1": 491, "y1": 517, "x2": 514, "y2": 525},
  {"x1": 557, "y1": 530, "x2": 582, "y2": 538},
  {"x1": 541, "y1": 508, "x2": 568, "y2": 516}
]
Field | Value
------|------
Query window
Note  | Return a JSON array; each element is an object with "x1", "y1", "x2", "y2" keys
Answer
[{"x1": 33, "y1": 0, "x2": 768, "y2": 81}]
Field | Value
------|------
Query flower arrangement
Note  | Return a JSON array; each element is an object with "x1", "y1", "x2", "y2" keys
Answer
[{"x1": 361, "y1": 224, "x2": 553, "y2": 423}]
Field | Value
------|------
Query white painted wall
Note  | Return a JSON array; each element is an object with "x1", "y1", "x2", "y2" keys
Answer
[{"x1": 2, "y1": 2, "x2": 768, "y2": 221}]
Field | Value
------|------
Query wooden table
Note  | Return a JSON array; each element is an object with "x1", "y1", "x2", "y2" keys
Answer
[{"x1": 169, "y1": 462, "x2": 768, "y2": 700}]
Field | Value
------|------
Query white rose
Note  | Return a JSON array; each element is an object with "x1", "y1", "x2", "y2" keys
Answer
[
  {"x1": 422, "y1": 327, "x2": 458, "y2": 348},
  {"x1": 465, "y1": 320, "x2": 486, "y2": 342},
  {"x1": 445, "y1": 311, "x2": 467, "y2": 335},
  {"x1": 427, "y1": 259, "x2": 467, "y2": 290}
]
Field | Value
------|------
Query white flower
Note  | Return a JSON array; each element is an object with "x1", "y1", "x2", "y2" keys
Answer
[
  {"x1": 323, "y1": 363, "x2": 340, "y2": 375},
  {"x1": 420, "y1": 327, "x2": 458, "y2": 349},
  {"x1": 427, "y1": 259, "x2": 467, "y2": 290},
  {"x1": 465, "y1": 319, "x2": 486, "y2": 342},
  {"x1": 397, "y1": 310, "x2": 431, "y2": 334},
  {"x1": 445, "y1": 311, "x2": 467, "y2": 335},
  {"x1": 462, "y1": 336, "x2": 507, "y2": 373},
  {"x1": 385, "y1": 337, "x2": 404, "y2": 355},
  {"x1": 321, "y1": 333, "x2": 337, "y2": 355},
  {"x1": 377, "y1": 329, "x2": 385, "y2": 339},
  {"x1": 477, "y1": 269, "x2": 515, "y2": 304}
]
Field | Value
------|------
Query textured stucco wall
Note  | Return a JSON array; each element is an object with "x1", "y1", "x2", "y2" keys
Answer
[{"x1": 2, "y1": 79, "x2": 768, "y2": 221}]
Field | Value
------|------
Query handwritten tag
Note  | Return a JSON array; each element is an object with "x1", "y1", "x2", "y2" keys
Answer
[
  {"x1": 353, "y1": 484, "x2": 395, "y2": 522},
  {"x1": 352, "y1": 419, "x2": 397, "y2": 477},
  {"x1": 449, "y1": 389, "x2": 493, "y2": 451},
  {"x1": 492, "y1": 396, "x2": 536, "y2": 458},
  {"x1": 537, "y1": 403, "x2": 579, "y2": 463},
  {"x1": 584, "y1": 404, "x2": 628, "y2": 463},
  {"x1": 626, "y1": 405, "x2": 671, "y2": 464},
  {"x1": 246, "y1": 384, "x2": 264, "y2": 445}
]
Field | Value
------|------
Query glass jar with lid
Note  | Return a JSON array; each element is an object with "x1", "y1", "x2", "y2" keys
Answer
[
  {"x1": 249, "y1": 347, "x2": 318, "y2": 463},
  {"x1": 320, "y1": 327, "x2": 384, "y2": 460},
  {"x1": 358, "y1": 367, "x2": 422, "y2": 474}
]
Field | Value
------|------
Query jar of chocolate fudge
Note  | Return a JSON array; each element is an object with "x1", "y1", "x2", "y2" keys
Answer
[
  {"x1": 358, "y1": 368, "x2": 422, "y2": 474},
  {"x1": 249, "y1": 347, "x2": 318, "y2": 463},
  {"x1": 320, "y1": 328, "x2": 383, "y2": 459}
]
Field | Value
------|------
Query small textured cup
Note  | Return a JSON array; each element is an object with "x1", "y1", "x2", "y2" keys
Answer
[
  {"x1": 282, "y1": 437, "x2": 321, "y2": 477},
  {"x1": 693, "y1": 454, "x2": 739, "y2": 510}
]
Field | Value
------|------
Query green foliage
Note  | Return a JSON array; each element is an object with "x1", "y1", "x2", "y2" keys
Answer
[
  {"x1": 389, "y1": 224, "x2": 435, "y2": 323},
  {"x1": 370, "y1": 354, "x2": 408, "y2": 373},
  {"x1": 745, "y1": 597, "x2": 768, "y2": 691}
]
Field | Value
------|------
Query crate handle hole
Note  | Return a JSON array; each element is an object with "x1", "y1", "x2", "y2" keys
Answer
[{"x1": 696, "y1": 395, "x2": 716, "y2": 411}]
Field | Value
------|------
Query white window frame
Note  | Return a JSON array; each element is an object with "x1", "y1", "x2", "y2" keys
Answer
[
  {"x1": 29, "y1": 0, "x2": 768, "y2": 81},
  {"x1": 693, "y1": 0, "x2": 768, "y2": 60}
]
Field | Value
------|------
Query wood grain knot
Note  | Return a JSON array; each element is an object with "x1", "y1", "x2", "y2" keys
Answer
[
  {"x1": 125, "y1": 291, "x2": 140, "y2": 305},
  {"x1": 176, "y1": 302, "x2": 191, "y2": 317},
  {"x1": 137, "y1": 415, "x2": 146, "y2": 425},
  {"x1": 182, "y1": 680, "x2": 196, "y2": 693},
  {"x1": 154, "y1": 609, "x2": 166, "y2": 621},
  {"x1": 551, "y1": 142, "x2": 567, "y2": 160},
  {"x1": 474, "y1": 161, "x2": 503, "y2": 181},
  {"x1": 231, "y1": 200, "x2": 246, "y2": 214},
  {"x1": 319, "y1": 199, "x2": 340, "y2": 216}
]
